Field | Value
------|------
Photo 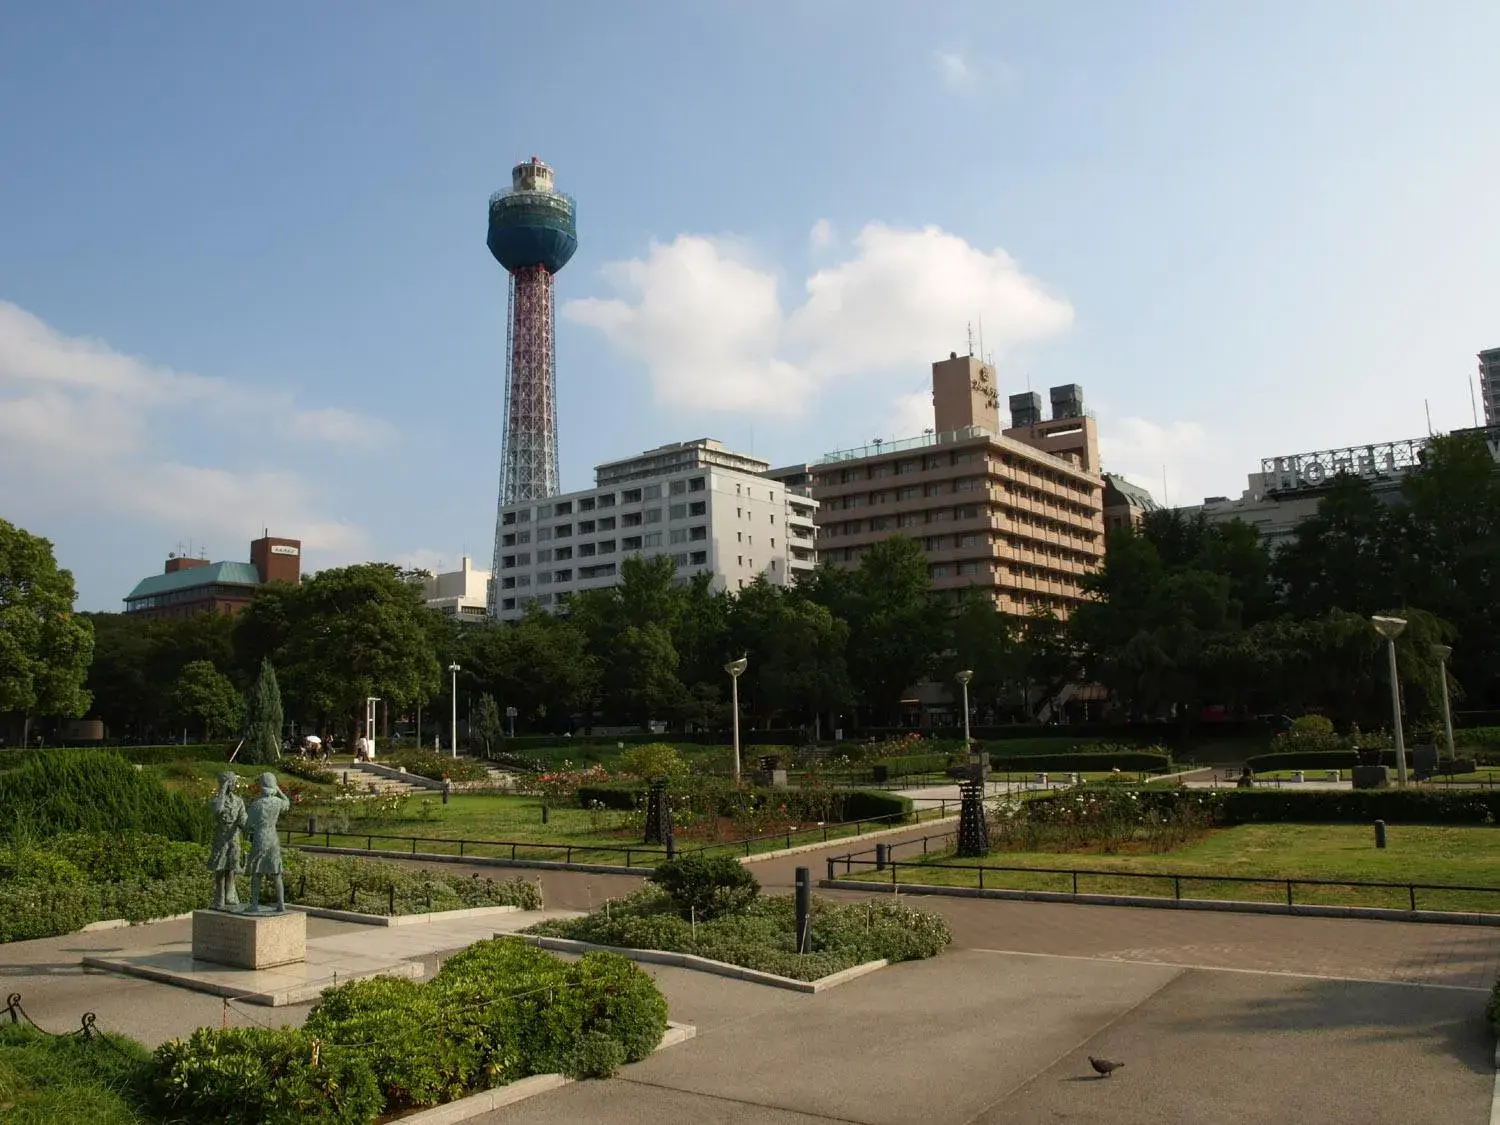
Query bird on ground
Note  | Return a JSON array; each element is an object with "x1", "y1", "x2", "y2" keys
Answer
[{"x1": 1089, "y1": 1056, "x2": 1124, "y2": 1078}]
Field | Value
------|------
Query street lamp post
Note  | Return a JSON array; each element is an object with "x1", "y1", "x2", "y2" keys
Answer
[
  {"x1": 725, "y1": 656, "x2": 748, "y2": 784},
  {"x1": 1371, "y1": 616, "x2": 1408, "y2": 786},
  {"x1": 447, "y1": 663, "x2": 461, "y2": 759},
  {"x1": 955, "y1": 669, "x2": 973, "y2": 746},
  {"x1": 1432, "y1": 644, "x2": 1456, "y2": 762}
]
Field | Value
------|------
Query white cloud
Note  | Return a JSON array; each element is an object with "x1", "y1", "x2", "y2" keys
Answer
[
  {"x1": 0, "y1": 299, "x2": 378, "y2": 554},
  {"x1": 934, "y1": 50, "x2": 973, "y2": 90},
  {"x1": 888, "y1": 391, "x2": 936, "y2": 440},
  {"x1": 564, "y1": 224, "x2": 1072, "y2": 417},
  {"x1": 809, "y1": 218, "x2": 833, "y2": 251},
  {"x1": 1098, "y1": 416, "x2": 1232, "y2": 508},
  {"x1": 390, "y1": 547, "x2": 452, "y2": 575}
]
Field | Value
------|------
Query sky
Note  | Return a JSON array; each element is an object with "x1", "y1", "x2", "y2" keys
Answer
[{"x1": 2, "y1": 1, "x2": 1497, "y2": 610}]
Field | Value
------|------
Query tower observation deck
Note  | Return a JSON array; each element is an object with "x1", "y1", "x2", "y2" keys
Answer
[{"x1": 487, "y1": 157, "x2": 576, "y2": 614}]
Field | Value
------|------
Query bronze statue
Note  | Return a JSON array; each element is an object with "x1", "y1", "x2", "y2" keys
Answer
[
  {"x1": 208, "y1": 771, "x2": 247, "y2": 910},
  {"x1": 245, "y1": 772, "x2": 292, "y2": 913}
]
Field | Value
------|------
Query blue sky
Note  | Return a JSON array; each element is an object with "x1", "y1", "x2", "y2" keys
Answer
[{"x1": 2, "y1": 1, "x2": 1497, "y2": 610}]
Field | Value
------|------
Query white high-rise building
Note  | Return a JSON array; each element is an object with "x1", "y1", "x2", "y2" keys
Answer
[
  {"x1": 490, "y1": 438, "x2": 818, "y2": 621},
  {"x1": 1480, "y1": 347, "x2": 1500, "y2": 428},
  {"x1": 408, "y1": 556, "x2": 491, "y2": 623}
]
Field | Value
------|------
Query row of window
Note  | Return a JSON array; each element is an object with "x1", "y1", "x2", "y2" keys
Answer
[
  {"x1": 501, "y1": 526, "x2": 710, "y2": 569},
  {"x1": 496, "y1": 550, "x2": 712, "y2": 609},
  {"x1": 501, "y1": 477, "x2": 709, "y2": 526},
  {"x1": 822, "y1": 480, "x2": 1096, "y2": 521},
  {"x1": 819, "y1": 451, "x2": 1092, "y2": 496},
  {"x1": 822, "y1": 502, "x2": 1099, "y2": 544}
]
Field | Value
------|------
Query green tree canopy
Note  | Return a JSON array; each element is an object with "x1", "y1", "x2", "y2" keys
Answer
[
  {"x1": 241, "y1": 658, "x2": 284, "y2": 764},
  {"x1": 169, "y1": 659, "x2": 244, "y2": 741}
]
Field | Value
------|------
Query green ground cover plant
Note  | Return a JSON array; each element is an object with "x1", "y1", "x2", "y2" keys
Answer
[
  {"x1": 529, "y1": 855, "x2": 952, "y2": 981},
  {"x1": 379, "y1": 749, "x2": 489, "y2": 783},
  {"x1": 849, "y1": 823, "x2": 1500, "y2": 913},
  {"x1": 0, "y1": 832, "x2": 540, "y2": 942},
  {"x1": 0, "y1": 1024, "x2": 154, "y2": 1125},
  {"x1": 0, "y1": 750, "x2": 209, "y2": 842}
]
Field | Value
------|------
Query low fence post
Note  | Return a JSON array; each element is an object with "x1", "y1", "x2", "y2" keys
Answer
[
  {"x1": 1409, "y1": 885, "x2": 1417, "y2": 912},
  {"x1": 826, "y1": 857, "x2": 836, "y2": 881},
  {"x1": 875, "y1": 843, "x2": 888, "y2": 872},
  {"x1": 795, "y1": 866, "x2": 812, "y2": 954},
  {"x1": 388, "y1": 885, "x2": 395, "y2": 914},
  {"x1": 978, "y1": 865, "x2": 984, "y2": 890},
  {"x1": 1173, "y1": 875, "x2": 1181, "y2": 901},
  {"x1": 1285, "y1": 881, "x2": 1293, "y2": 909}
]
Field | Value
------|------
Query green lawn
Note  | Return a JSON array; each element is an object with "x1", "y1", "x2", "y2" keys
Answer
[
  {"x1": 290, "y1": 793, "x2": 950, "y2": 865},
  {"x1": 849, "y1": 823, "x2": 1500, "y2": 913},
  {"x1": 143, "y1": 758, "x2": 342, "y2": 798}
]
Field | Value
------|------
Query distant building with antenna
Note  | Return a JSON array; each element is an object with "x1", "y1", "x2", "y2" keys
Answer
[{"x1": 123, "y1": 533, "x2": 300, "y2": 618}]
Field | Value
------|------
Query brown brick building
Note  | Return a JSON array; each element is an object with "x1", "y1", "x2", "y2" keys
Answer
[
  {"x1": 123, "y1": 534, "x2": 301, "y2": 619},
  {"x1": 812, "y1": 354, "x2": 1105, "y2": 616}
]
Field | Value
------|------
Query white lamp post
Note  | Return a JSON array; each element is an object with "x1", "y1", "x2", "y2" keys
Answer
[
  {"x1": 365, "y1": 696, "x2": 381, "y2": 760},
  {"x1": 725, "y1": 656, "x2": 748, "y2": 784},
  {"x1": 1432, "y1": 643, "x2": 1456, "y2": 762},
  {"x1": 955, "y1": 669, "x2": 973, "y2": 747},
  {"x1": 447, "y1": 663, "x2": 461, "y2": 759},
  {"x1": 1371, "y1": 616, "x2": 1408, "y2": 786}
]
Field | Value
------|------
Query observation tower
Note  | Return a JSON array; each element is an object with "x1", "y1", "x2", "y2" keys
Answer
[{"x1": 487, "y1": 156, "x2": 577, "y2": 506}]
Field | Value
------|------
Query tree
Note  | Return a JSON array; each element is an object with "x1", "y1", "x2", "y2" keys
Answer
[
  {"x1": 169, "y1": 660, "x2": 244, "y2": 741},
  {"x1": 844, "y1": 537, "x2": 947, "y2": 722},
  {"x1": 241, "y1": 658, "x2": 284, "y2": 764},
  {"x1": 0, "y1": 519, "x2": 94, "y2": 745},
  {"x1": 473, "y1": 692, "x2": 503, "y2": 754}
]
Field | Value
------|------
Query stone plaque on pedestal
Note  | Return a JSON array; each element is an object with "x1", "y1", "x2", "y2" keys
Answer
[{"x1": 192, "y1": 909, "x2": 307, "y2": 969}]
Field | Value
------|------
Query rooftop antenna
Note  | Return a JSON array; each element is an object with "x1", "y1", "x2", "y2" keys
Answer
[
  {"x1": 1425, "y1": 399, "x2": 1433, "y2": 436},
  {"x1": 966, "y1": 322, "x2": 975, "y2": 357},
  {"x1": 977, "y1": 315, "x2": 986, "y2": 364},
  {"x1": 1472, "y1": 377, "x2": 1481, "y2": 428},
  {"x1": 1161, "y1": 464, "x2": 1169, "y2": 506}
]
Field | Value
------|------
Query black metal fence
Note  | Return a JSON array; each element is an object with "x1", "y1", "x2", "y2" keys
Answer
[{"x1": 823, "y1": 839, "x2": 1500, "y2": 914}]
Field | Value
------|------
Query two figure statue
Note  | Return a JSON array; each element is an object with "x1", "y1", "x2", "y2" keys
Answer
[{"x1": 208, "y1": 771, "x2": 292, "y2": 913}]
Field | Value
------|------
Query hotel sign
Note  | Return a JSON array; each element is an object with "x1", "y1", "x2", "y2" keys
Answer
[
  {"x1": 270, "y1": 544, "x2": 300, "y2": 556},
  {"x1": 1260, "y1": 429, "x2": 1500, "y2": 495}
]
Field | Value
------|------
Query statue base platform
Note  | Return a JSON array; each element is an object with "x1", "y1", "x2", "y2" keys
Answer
[{"x1": 191, "y1": 908, "x2": 306, "y2": 969}]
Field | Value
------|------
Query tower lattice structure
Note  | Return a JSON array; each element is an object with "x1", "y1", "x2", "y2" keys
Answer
[{"x1": 486, "y1": 156, "x2": 577, "y2": 614}]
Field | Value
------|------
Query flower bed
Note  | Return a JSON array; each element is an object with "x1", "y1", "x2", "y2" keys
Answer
[
  {"x1": 526, "y1": 874, "x2": 951, "y2": 983},
  {"x1": 379, "y1": 749, "x2": 489, "y2": 783},
  {"x1": 0, "y1": 832, "x2": 540, "y2": 943}
]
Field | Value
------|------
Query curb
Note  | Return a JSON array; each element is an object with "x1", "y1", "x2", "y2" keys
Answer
[
  {"x1": 516, "y1": 933, "x2": 887, "y2": 993},
  {"x1": 820, "y1": 878, "x2": 1500, "y2": 927},
  {"x1": 396, "y1": 1022, "x2": 697, "y2": 1125},
  {"x1": 288, "y1": 904, "x2": 525, "y2": 927},
  {"x1": 737, "y1": 816, "x2": 960, "y2": 865},
  {"x1": 80, "y1": 912, "x2": 194, "y2": 932}
]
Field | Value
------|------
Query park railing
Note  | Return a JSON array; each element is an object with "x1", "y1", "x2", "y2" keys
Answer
[
  {"x1": 281, "y1": 802, "x2": 960, "y2": 870},
  {"x1": 822, "y1": 839, "x2": 1500, "y2": 914}
]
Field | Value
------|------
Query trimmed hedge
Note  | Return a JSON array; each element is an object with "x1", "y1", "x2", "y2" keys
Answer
[
  {"x1": 573, "y1": 782, "x2": 913, "y2": 826},
  {"x1": 1219, "y1": 788, "x2": 1500, "y2": 825},
  {"x1": 1247, "y1": 750, "x2": 1479, "y2": 774},
  {"x1": 0, "y1": 742, "x2": 232, "y2": 771},
  {"x1": 870, "y1": 752, "x2": 954, "y2": 779},
  {"x1": 988, "y1": 751, "x2": 1172, "y2": 773},
  {"x1": 0, "y1": 749, "x2": 210, "y2": 842},
  {"x1": 500, "y1": 729, "x2": 810, "y2": 751}
]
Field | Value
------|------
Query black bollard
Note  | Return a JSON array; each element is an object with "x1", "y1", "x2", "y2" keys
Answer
[
  {"x1": 1374, "y1": 819, "x2": 1387, "y2": 849},
  {"x1": 795, "y1": 866, "x2": 812, "y2": 954},
  {"x1": 542, "y1": 804, "x2": 549, "y2": 825},
  {"x1": 875, "y1": 842, "x2": 889, "y2": 872}
]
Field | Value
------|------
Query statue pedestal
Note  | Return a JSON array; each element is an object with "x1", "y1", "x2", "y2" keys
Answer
[{"x1": 192, "y1": 909, "x2": 306, "y2": 969}]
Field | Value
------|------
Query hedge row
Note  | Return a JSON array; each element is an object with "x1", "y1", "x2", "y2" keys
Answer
[
  {"x1": 0, "y1": 742, "x2": 233, "y2": 771},
  {"x1": 1084, "y1": 787, "x2": 1500, "y2": 826},
  {"x1": 573, "y1": 782, "x2": 912, "y2": 826},
  {"x1": 870, "y1": 752, "x2": 955, "y2": 778},
  {"x1": 988, "y1": 751, "x2": 1172, "y2": 773},
  {"x1": 0, "y1": 749, "x2": 210, "y2": 842},
  {"x1": 500, "y1": 729, "x2": 811, "y2": 751},
  {"x1": 153, "y1": 939, "x2": 667, "y2": 1123}
]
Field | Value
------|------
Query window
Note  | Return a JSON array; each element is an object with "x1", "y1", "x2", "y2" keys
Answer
[
  {"x1": 737, "y1": 531, "x2": 743, "y2": 543},
  {"x1": 871, "y1": 464, "x2": 893, "y2": 479},
  {"x1": 644, "y1": 531, "x2": 662, "y2": 547},
  {"x1": 622, "y1": 512, "x2": 642, "y2": 527},
  {"x1": 896, "y1": 460, "x2": 917, "y2": 476},
  {"x1": 955, "y1": 477, "x2": 981, "y2": 492},
  {"x1": 690, "y1": 550, "x2": 707, "y2": 565},
  {"x1": 578, "y1": 520, "x2": 595, "y2": 534},
  {"x1": 623, "y1": 535, "x2": 643, "y2": 550},
  {"x1": 955, "y1": 505, "x2": 979, "y2": 520},
  {"x1": 538, "y1": 504, "x2": 553, "y2": 518},
  {"x1": 689, "y1": 501, "x2": 706, "y2": 516},
  {"x1": 598, "y1": 516, "x2": 616, "y2": 531},
  {"x1": 578, "y1": 542, "x2": 596, "y2": 557},
  {"x1": 622, "y1": 488, "x2": 643, "y2": 503},
  {"x1": 580, "y1": 563, "x2": 617, "y2": 579},
  {"x1": 554, "y1": 524, "x2": 572, "y2": 538},
  {"x1": 501, "y1": 597, "x2": 516, "y2": 611},
  {"x1": 555, "y1": 546, "x2": 572, "y2": 561},
  {"x1": 538, "y1": 571, "x2": 552, "y2": 585},
  {"x1": 747, "y1": 535, "x2": 753, "y2": 546},
  {"x1": 502, "y1": 533, "x2": 516, "y2": 547},
  {"x1": 670, "y1": 479, "x2": 687, "y2": 495},
  {"x1": 669, "y1": 528, "x2": 687, "y2": 545},
  {"x1": 898, "y1": 486, "x2": 918, "y2": 501},
  {"x1": 930, "y1": 565, "x2": 950, "y2": 578},
  {"x1": 597, "y1": 493, "x2": 616, "y2": 508},
  {"x1": 501, "y1": 555, "x2": 516, "y2": 569},
  {"x1": 517, "y1": 510, "x2": 531, "y2": 523},
  {"x1": 579, "y1": 497, "x2": 595, "y2": 512},
  {"x1": 644, "y1": 508, "x2": 662, "y2": 524},
  {"x1": 517, "y1": 530, "x2": 531, "y2": 544},
  {"x1": 689, "y1": 526, "x2": 707, "y2": 541},
  {"x1": 598, "y1": 540, "x2": 616, "y2": 554},
  {"x1": 554, "y1": 569, "x2": 572, "y2": 582},
  {"x1": 555, "y1": 501, "x2": 573, "y2": 515},
  {"x1": 770, "y1": 514, "x2": 776, "y2": 524},
  {"x1": 537, "y1": 548, "x2": 553, "y2": 563},
  {"x1": 669, "y1": 503, "x2": 687, "y2": 520},
  {"x1": 958, "y1": 533, "x2": 981, "y2": 547},
  {"x1": 517, "y1": 575, "x2": 531, "y2": 587},
  {"x1": 502, "y1": 512, "x2": 516, "y2": 526},
  {"x1": 688, "y1": 477, "x2": 706, "y2": 492},
  {"x1": 537, "y1": 527, "x2": 552, "y2": 542},
  {"x1": 770, "y1": 537, "x2": 775, "y2": 548},
  {"x1": 516, "y1": 552, "x2": 531, "y2": 565},
  {"x1": 644, "y1": 484, "x2": 663, "y2": 500},
  {"x1": 736, "y1": 508, "x2": 742, "y2": 518},
  {"x1": 923, "y1": 455, "x2": 943, "y2": 470},
  {"x1": 930, "y1": 510, "x2": 952, "y2": 523},
  {"x1": 925, "y1": 483, "x2": 945, "y2": 497},
  {"x1": 671, "y1": 552, "x2": 688, "y2": 567},
  {"x1": 735, "y1": 483, "x2": 742, "y2": 495},
  {"x1": 502, "y1": 576, "x2": 516, "y2": 589},
  {"x1": 897, "y1": 513, "x2": 920, "y2": 527}
]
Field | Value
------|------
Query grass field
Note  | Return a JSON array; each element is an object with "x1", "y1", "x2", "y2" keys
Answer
[
  {"x1": 288, "y1": 793, "x2": 951, "y2": 865},
  {"x1": 142, "y1": 758, "x2": 342, "y2": 797},
  {"x1": 848, "y1": 823, "x2": 1500, "y2": 913}
]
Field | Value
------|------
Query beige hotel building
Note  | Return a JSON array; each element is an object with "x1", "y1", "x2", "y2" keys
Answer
[{"x1": 810, "y1": 353, "x2": 1105, "y2": 615}]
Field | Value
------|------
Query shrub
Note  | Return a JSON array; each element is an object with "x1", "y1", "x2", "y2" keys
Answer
[
  {"x1": 618, "y1": 743, "x2": 689, "y2": 780},
  {"x1": 869, "y1": 752, "x2": 953, "y2": 780},
  {"x1": 0, "y1": 743, "x2": 233, "y2": 772},
  {"x1": 575, "y1": 782, "x2": 911, "y2": 828},
  {"x1": 151, "y1": 1026, "x2": 383, "y2": 1125},
  {"x1": 544, "y1": 952, "x2": 669, "y2": 1065},
  {"x1": 1289, "y1": 714, "x2": 1335, "y2": 738},
  {"x1": 0, "y1": 1022, "x2": 153, "y2": 1125},
  {"x1": 304, "y1": 977, "x2": 476, "y2": 1110},
  {"x1": 1489, "y1": 975, "x2": 1500, "y2": 1035},
  {"x1": 0, "y1": 882, "x2": 99, "y2": 943},
  {"x1": 651, "y1": 854, "x2": 759, "y2": 920},
  {"x1": 1220, "y1": 788, "x2": 1500, "y2": 825},
  {"x1": 562, "y1": 1030, "x2": 627, "y2": 1079},
  {"x1": 838, "y1": 789, "x2": 913, "y2": 823},
  {"x1": 277, "y1": 758, "x2": 336, "y2": 785},
  {"x1": 0, "y1": 750, "x2": 209, "y2": 842}
]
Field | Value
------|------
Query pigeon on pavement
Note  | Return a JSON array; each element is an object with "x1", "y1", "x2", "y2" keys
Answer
[{"x1": 1089, "y1": 1056, "x2": 1124, "y2": 1078}]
